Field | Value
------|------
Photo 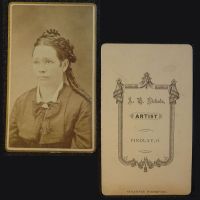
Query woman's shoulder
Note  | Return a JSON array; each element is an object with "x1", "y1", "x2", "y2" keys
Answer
[
  {"x1": 62, "y1": 84, "x2": 91, "y2": 107},
  {"x1": 14, "y1": 88, "x2": 36, "y2": 105}
]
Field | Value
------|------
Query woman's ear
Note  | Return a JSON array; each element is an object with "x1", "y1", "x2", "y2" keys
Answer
[{"x1": 61, "y1": 59, "x2": 70, "y2": 72}]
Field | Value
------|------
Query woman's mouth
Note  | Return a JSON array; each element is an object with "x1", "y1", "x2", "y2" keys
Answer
[{"x1": 38, "y1": 76, "x2": 49, "y2": 80}]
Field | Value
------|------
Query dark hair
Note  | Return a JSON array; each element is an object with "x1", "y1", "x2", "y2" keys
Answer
[{"x1": 34, "y1": 29, "x2": 91, "y2": 102}]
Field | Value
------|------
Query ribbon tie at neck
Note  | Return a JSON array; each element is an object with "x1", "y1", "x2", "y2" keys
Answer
[{"x1": 32, "y1": 101, "x2": 61, "y2": 119}]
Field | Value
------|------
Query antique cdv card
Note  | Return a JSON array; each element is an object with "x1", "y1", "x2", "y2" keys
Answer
[
  {"x1": 101, "y1": 44, "x2": 192, "y2": 195},
  {"x1": 6, "y1": 3, "x2": 96, "y2": 152}
]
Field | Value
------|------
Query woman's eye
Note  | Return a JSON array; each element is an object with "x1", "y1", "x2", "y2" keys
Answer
[{"x1": 46, "y1": 60, "x2": 54, "y2": 64}]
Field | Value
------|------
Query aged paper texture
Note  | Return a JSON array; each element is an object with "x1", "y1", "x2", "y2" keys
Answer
[
  {"x1": 6, "y1": 3, "x2": 96, "y2": 152},
  {"x1": 101, "y1": 44, "x2": 192, "y2": 195}
]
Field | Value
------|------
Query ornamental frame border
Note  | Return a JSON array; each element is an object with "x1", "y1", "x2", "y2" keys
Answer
[{"x1": 113, "y1": 72, "x2": 180, "y2": 172}]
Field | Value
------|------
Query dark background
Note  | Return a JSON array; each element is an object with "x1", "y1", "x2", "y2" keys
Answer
[{"x1": 0, "y1": 0, "x2": 200, "y2": 199}]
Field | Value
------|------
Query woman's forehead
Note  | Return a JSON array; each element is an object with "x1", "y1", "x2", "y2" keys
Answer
[{"x1": 33, "y1": 45, "x2": 58, "y2": 59}]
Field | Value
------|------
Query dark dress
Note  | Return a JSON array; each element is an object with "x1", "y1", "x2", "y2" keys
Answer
[{"x1": 9, "y1": 83, "x2": 92, "y2": 149}]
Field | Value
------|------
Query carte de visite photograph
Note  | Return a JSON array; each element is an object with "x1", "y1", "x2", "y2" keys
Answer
[
  {"x1": 6, "y1": 2, "x2": 96, "y2": 152},
  {"x1": 101, "y1": 44, "x2": 192, "y2": 195}
]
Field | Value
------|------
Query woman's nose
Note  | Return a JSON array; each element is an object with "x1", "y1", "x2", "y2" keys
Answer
[{"x1": 38, "y1": 64, "x2": 47, "y2": 73}]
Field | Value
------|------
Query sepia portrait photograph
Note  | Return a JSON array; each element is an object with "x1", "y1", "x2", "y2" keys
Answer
[{"x1": 6, "y1": 2, "x2": 96, "y2": 152}]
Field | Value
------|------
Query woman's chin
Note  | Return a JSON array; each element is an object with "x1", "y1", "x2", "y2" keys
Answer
[{"x1": 38, "y1": 79, "x2": 50, "y2": 86}]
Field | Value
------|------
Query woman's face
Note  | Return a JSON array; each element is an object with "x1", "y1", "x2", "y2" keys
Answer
[{"x1": 32, "y1": 45, "x2": 68, "y2": 87}]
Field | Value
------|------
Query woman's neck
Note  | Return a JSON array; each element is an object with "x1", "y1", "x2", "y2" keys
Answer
[{"x1": 39, "y1": 81, "x2": 62, "y2": 102}]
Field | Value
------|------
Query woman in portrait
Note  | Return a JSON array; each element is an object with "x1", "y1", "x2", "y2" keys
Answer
[{"x1": 9, "y1": 29, "x2": 92, "y2": 149}]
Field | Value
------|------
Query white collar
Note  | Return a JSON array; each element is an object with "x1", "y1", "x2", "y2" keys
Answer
[{"x1": 36, "y1": 81, "x2": 64, "y2": 103}]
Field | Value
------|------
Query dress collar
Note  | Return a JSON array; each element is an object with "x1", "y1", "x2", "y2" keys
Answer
[{"x1": 36, "y1": 81, "x2": 64, "y2": 103}]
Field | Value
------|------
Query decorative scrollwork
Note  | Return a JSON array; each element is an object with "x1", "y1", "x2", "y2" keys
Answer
[
  {"x1": 113, "y1": 79, "x2": 124, "y2": 103},
  {"x1": 169, "y1": 79, "x2": 179, "y2": 104},
  {"x1": 138, "y1": 72, "x2": 154, "y2": 88},
  {"x1": 126, "y1": 157, "x2": 169, "y2": 172},
  {"x1": 114, "y1": 73, "x2": 180, "y2": 172}
]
